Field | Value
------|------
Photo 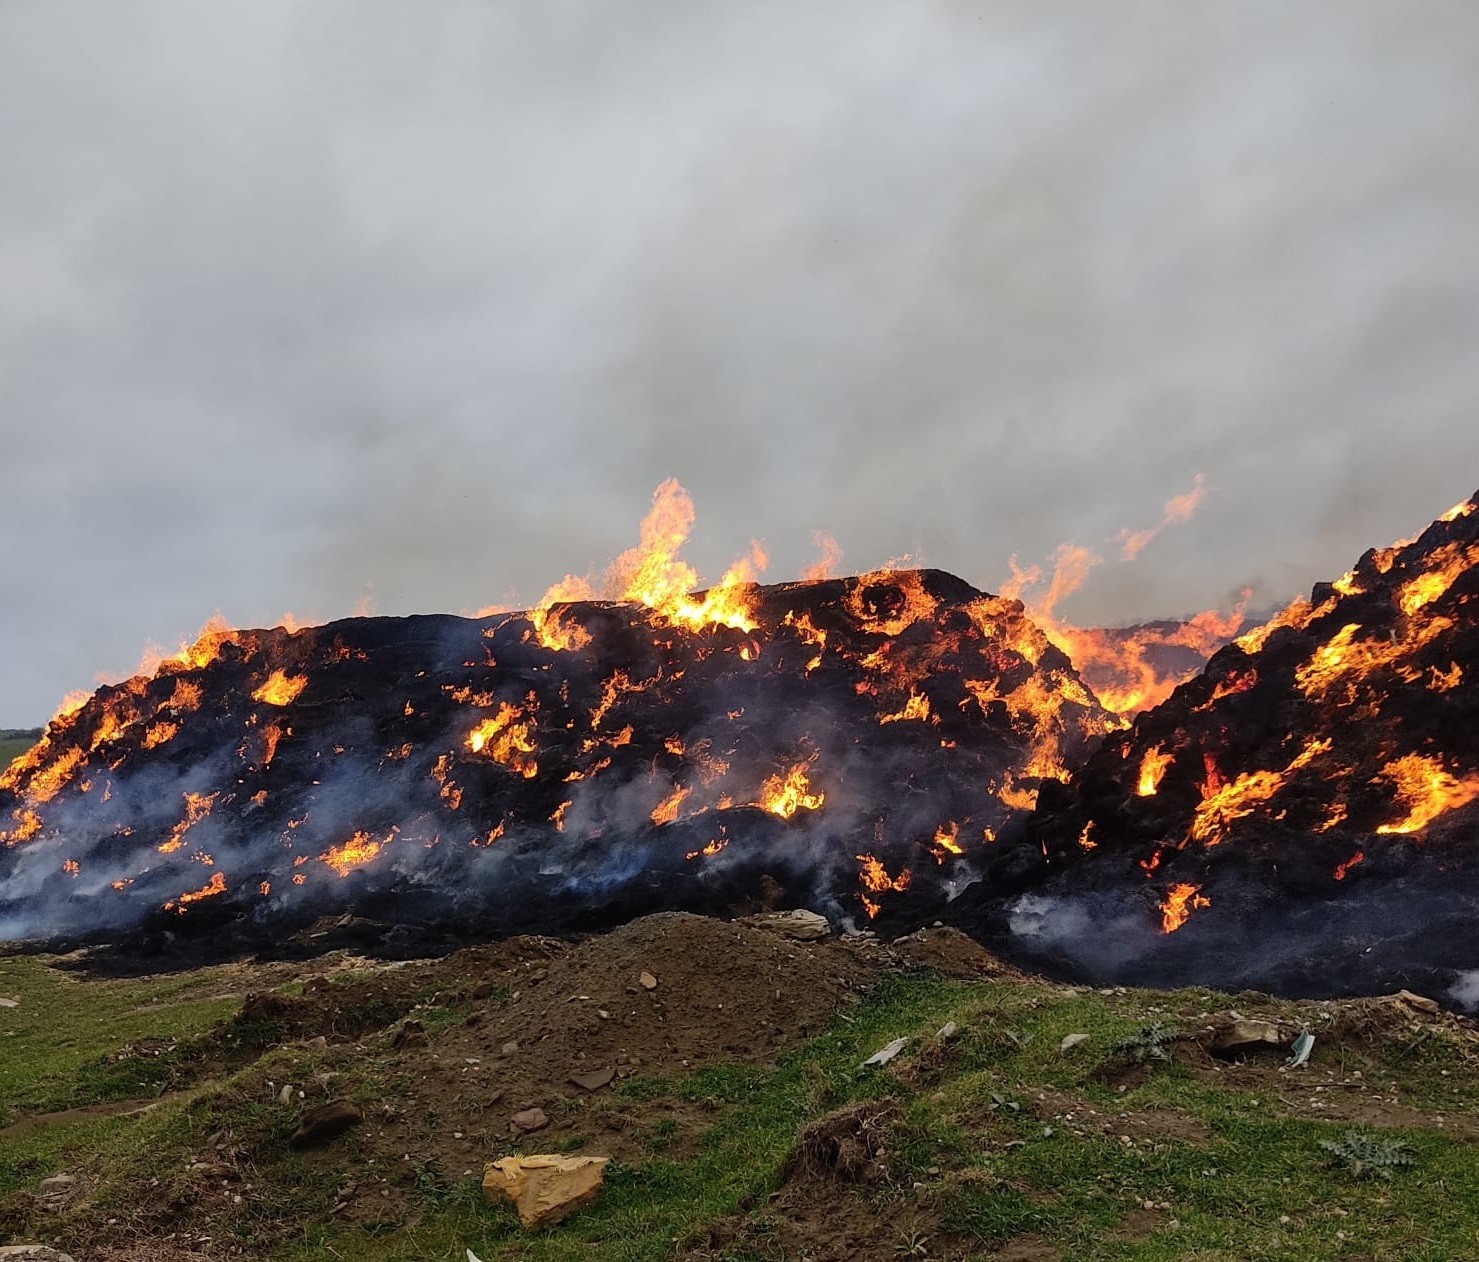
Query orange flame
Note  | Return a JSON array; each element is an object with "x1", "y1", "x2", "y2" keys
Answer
[
  {"x1": 158, "y1": 791, "x2": 218, "y2": 854},
  {"x1": 252, "y1": 669, "x2": 308, "y2": 708},
  {"x1": 1116, "y1": 475, "x2": 1207, "y2": 561},
  {"x1": 1373, "y1": 754, "x2": 1479, "y2": 835},
  {"x1": 1136, "y1": 745, "x2": 1173, "y2": 797},
  {"x1": 1160, "y1": 882, "x2": 1209, "y2": 933},
  {"x1": 466, "y1": 700, "x2": 539, "y2": 779},
  {"x1": 165, "y1": 870, "x2": 227, "y2": 912},
  {"x1": 320, "y1": 829, "x2": 391, "y2": 876},
  {"x1": 757, "y1": 760, "x2": 825, "y2": 818},
  {"x1": 650, "y1": 784, "x2": 691, "y2": 826}
]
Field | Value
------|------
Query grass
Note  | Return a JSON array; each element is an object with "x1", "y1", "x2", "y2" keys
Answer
[
  {"x1": 0, "y1": 736, "x2": 37, "y2": 770},
  {"x1": 2, "y1": 957, "x2": 1478, "y2": 1260}
]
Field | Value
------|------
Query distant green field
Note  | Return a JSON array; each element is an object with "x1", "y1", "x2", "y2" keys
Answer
[{"x1": 0, "y1": 736, "x2": 36, "y2": 769}]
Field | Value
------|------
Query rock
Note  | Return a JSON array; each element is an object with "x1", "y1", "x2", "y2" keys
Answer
[
  {"x1": 936, "y1": 1021, "x2": 959, "y2": 1041},
  {"x1": 738, "y1": 909, "x2": 831, "y2": 941},
  {"x1": 287, "y1": 1100, "x2": 364, "y2": 1150},
  {"x1": 0, "y1": 1248, "x2": 77, "y2": 1261},
  {"x1": 639, "y1": 971, "x2": 658, "y2": 991},
  {"x1": 0, "y1": 997, "x2": 19, "y2": 1008},
  {"x1": 1059, "y1": 1033, "x2": 1090, "y2": 1054},
  {"x1": 483, "y1": 1154, "x2": 610, "y2": 1228},
  {"x1": 1209, "y1": 1019, "x2": 1283, "y2": 1056},
  {"x1": 1392, "y1": 989, "x2": 1441, "y2": 1015},
  {"x1": 511, "y1": 1107, "x2": 549, "y2": 1133},
  {"x1": 568, "y1": 1066, "x2": 615, "y2": 1092},
  {"x1": 307, "y1": 1035, "x2": 329, "y2": 1050},
  {"x1": 36, "y1": 1175, "x2": 75, "y2": 1190},
  {"x1": 861, "y1": 1037, "x2": 908, "y2": 1068},
  {"x1": 277, "y1": 1083, "x2": 295, "y2": 1106},
  {"x1": 501, "y1": 1040, "x2": 519, "y2": 1057}
]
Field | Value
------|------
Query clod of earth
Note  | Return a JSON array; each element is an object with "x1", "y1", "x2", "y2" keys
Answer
[
  {"x1": 482, "y1": 1154, "x2": 610, "y2": 1228},
  {"x1": 568, "y1": 1065, "x2": 615, "y2": 1091},
  {"x1": 287, "y1": 1099, "x2": 364, "y2": 1150}
]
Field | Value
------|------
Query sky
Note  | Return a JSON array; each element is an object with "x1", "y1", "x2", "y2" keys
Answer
[{"x1": 2, "y1": 1, "x2": 1478, "y2": 724}]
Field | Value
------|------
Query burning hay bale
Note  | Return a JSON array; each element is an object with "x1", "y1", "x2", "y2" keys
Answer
[
  {"x1": 0, "y1": 564, "x2": 1111, "y2": 956},
  {"x1": 995, "y1": 490, "x2": 1479, "y2": 999}
]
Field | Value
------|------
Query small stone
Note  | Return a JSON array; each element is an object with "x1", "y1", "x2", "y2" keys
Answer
[
  {"x1": 0, "y1": 998, "x2": 19, "y2": 1009},
  {"x1": 0, "y1": 1248, "x2": 77, "y2": 1261},
  {"x1": 568, "y1": 1066, "x2": 615, "y2": 1092},
  {"x1": 511, "y1": 1107, "x2": 549, "y2": 1133},
  {"x1": 737, "y1": 909, "x2": 831, "y2": 941},
  {"x1": 1209, "y1": 1019, "x2": 1283, "y2": 1056},
  {"x1": 639, "y1": 972, "x2": 658, "y2": 991},
  {"x1": 1060, "y1": 1033, "x2": 1090, "y2": 1054},
  {"x1": 391, "y1": 1020, "x2": 428, "y2": 1050},
  {"x1": 936, "y1": 1021, "x2": 959, "y2": 1041},
  {"x1": 37, "y1": 1175, "x2": 75, "y2": 1191},
  {"x1": 278, "y1": 1083, "x2": 294, "y2": 1106},
  {"x1": 307, "y1": 1035, "x2": 328, "y2": 1050},
  {"x1": 288, "y1": 1100, "x2": 364, "y2": 1150},
  {"x1": 501, "y1": 1040, "x2": 519, "y2": 1057}
]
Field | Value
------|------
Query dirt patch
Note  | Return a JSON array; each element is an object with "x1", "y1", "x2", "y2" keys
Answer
[
  {"x1": 1029, "y1": 1088, "x2": 1210, "y2": 1145},
  {"x1": 887, "y1": 926, "x2": 1013, "y2": 979}
]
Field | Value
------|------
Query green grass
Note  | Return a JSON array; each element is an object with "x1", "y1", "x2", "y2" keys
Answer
[
  {"x1": 2, "y1": 957, "x2": 1478, "y2": 1261},
  {"x1": 0, "y1": 735, "x2": 36, "y2": 770}
]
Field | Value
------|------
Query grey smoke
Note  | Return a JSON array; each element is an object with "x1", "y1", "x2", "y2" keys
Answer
[{"x1": 3, "y1": 1, "x2": 1478, "y2": 723}]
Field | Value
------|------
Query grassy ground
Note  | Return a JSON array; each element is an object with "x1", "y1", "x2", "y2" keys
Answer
[
  {"x1": 1, "y1": 947, "x2": 1477, "y2": 1261},
  {"x1": 0, "y1": 736, "x2": 37, "y2": 770}
]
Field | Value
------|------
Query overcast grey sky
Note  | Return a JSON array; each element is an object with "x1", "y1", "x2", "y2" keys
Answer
[{"x1": 2, "y1": 1, "x2": 1477, "y2": 723}]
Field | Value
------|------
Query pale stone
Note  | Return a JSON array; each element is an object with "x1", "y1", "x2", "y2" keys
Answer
[{"x1": 483, "y1": 1154, "x2": 610, "y2": 1228}]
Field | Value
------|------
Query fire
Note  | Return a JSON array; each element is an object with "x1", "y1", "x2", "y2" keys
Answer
[
  {"x1": 15, "y1": 745, "x2": 86, "y2": 804},
  {"x1": 321, "y1": 829, "x2": 392, "y2": 875},
  {"x1": 879, "y1": 691, "x2": 933, "y2": 725},
  {"x1": 845, "y1": 568, "x2": 939, "y2": 636},
  {"x1": 781, "y1": 611, "x2": 828, "y2": 672},
  {"x1": 1136, "y1": 745, "x2": 1173, "y2": 797},
  {"x1": 1333, "y1": 850, "x2": 1365, "y2": 880},
  {"x1": 142, "y1": 721, "x2": 178, "y2": 749},
  {"x1": 1373, "y1": 754, "x2": 1479, "y2": 835},
  {"x1": 529, "y1": 576, "x2": 596, "y2": 652},
  {"x1": 650, "y1": 784, "x2": 691, "y2": 826},
  {"x1": 1295, "y1": 618, "x2": 1454, "y2": 702},
  {"x1": 252, "y1": 669, "x2": 308, "y2": 708},
  {"x1": 1160, "y1": 882, "x2": 1209, "y2": 933},
  {"x1": 999, "y1": 479, "x2": 1245, "y2": 715},
  {"x1": 801, "y1": 532, "x2": 843, "y2": 581},
  {"x1": 856, "y1": 852, "x2": 911, "y2": 917},
  {"x1": 165, "y1": 870, "x2": 227, "y2": 912},
  {"x1": 757, "y1": 761, "x2": 825, "y2": 818},
  {"x1": 1117, "y1": 474, "x2": 1206, "y2": 561},
  {"x1": 167, "y1": 679, "x2": 203, "y2": 712},
  {"x1": 1397, "y1": 541, "x2": 1476, "y2": 615},
  {"x1": 1189, "y1": 739, "x2": 1329, "y2": 846},
  {"x1": 466, "y1": 700, "x2": 539, "y2": 779},
  {"x1": 1429, "y1": 663, "x2": 1463, "y2": 692},
  {"x1": 158, "y1": 791, "x2": 218, "y2": 854},
  {"x1": 929, "y1": 821, "x2": 963, "y2": 863},
  {"x1": 604, "y1": 480, "x2": 765, "y2": 632},
  {"x1": 685, "y1": 837, "x2": 728, "y2": 860}
]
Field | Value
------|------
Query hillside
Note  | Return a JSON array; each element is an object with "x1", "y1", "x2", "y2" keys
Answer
[{"x1": 1, "y1": 912, "x2": 1476, "y2": 1262}]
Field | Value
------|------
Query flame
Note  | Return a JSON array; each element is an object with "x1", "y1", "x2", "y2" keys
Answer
[
  {"x1": 1295, "y1": 618, "x2": 1454, "y2": 703},
  {"x1": 158, "y1": 791, "x2": 218, "y2": 854},
  {"x1": 529, "y1": 575, "x2": 596, "y2": 652},
  {"x1": 1333, "y1": 850, "x2": 1365, "y2": 881},
  {"x1": 602, "y1": 480, "x2": 764, "y2": 632},
  {"x1": 1136, "y1": 745, "x2": 1173, "y2": 797},
  {"x1": 1160, "y1": 882, "x2": 1210, "y2": 933},
  {"x1": 1373, "y1": 754, "x2": 1479, "y2": 835},
  {"x1": 252, "y1": 669, "x2": 308, "y2": 708},
  {"x1": 801, "y1": 531, "x2": 843, "y2": 581},
  {"x1": 1189, "y1": 739, "x2": 1329, "y2": 846},
  {"x1": 1077, "y1": 822, "x2": 1097, "y2": 851},
  {"x1": 685, "y1": 837, "x2": 728, "y2": 860},
  {"x1": 845, "y1": 568, "x2": 939, "y2": 636},
  {"x1": 929, "y1": 821, "x2": 963, "y2": 864},
  {"x1": 1397, "y1": 541, "x2": 1477, "y2": 615},
  {"x1": 1116, "y1": 474, "x2": 1206, "y2": 561},
  {"x1": 1430, "y1": 663, "x2": 1463, "y2": 692},
  {"x1": 321, "y1": 829, "x2": 391, "y2": 875},
  {"x1": 165, "y1": 870, "x2": 227, "y2": 912},
  {"x1": 142, "y1": 721, "x2": 178, "y2": 750},
  {"x1": 998, "y1": 774, "x2": 1039, "y2": 812},
  {"x1": 14, "y1": 745, "x2": 87, "y2": 803},
  {"x1": 650, "y1": 784, "x2": 691, "y2": 826},
  {"x1": 466, "y1": 700, "x2": 539, "y2": 778},
  {"x1": 856, "y1": 852, "x2": 911, "y2": 916},
  {"x1": 757, "y1": 760, "x2": 825, "y2": 818},
  {"x1": 879, "y1": 691, "x2": 934, "y2": 725},
  {"x1": 1439, "y1": 498, "x2": 1475, "y2": 522}
]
